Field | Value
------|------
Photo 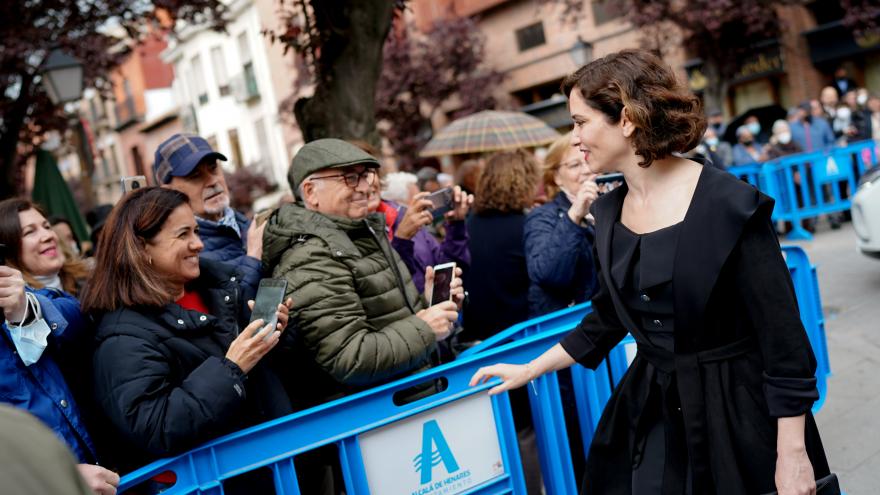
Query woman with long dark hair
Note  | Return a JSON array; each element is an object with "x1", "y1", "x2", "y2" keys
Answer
[
  {"x1": 472, "y1": 50, "x2": 829, "y2": 494},
  {"x1": 80, "y1": 187, "x2": 292, "y2": 474}
]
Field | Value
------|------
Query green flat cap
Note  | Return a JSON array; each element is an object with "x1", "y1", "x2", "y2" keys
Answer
[{"x1": 288, "y1": 138, "x2": 380, "y2": 193}]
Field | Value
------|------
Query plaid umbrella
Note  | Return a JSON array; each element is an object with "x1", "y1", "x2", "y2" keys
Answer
[{"x1": 419, "y1": 110, "x2": 560, "y2": 157}]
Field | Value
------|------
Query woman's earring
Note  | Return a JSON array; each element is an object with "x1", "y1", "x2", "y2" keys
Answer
[{"x1": 148, "y1": 257, "x2": 153, "y2": 266}]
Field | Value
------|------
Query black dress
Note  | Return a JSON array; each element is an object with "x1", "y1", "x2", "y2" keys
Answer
[
  {"x1": 611, "y1": 221, "x2": 689, "y2": 493},
  {"x1": 559, "y1": 165, "x2": 830, "y2": 494}
]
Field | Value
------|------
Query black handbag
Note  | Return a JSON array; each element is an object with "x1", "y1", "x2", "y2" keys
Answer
[{"x1": 761, "y1": 473, "x2": 840, "y2": 495}]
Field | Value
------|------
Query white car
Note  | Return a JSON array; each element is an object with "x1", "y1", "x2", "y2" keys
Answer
[{"x1": 853, "y1": 165, "x2": 880, "y2": 259}]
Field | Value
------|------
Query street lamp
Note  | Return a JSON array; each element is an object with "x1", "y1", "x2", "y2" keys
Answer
[
  {"x1": 39, "y1": 48, "x2": 84, "y2": 105},
  {"x1": 569, "y1": 36, "x2": 593, "y2": 67}
]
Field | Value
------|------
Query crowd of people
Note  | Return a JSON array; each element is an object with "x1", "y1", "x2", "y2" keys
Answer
[
  {"x1": 0, "y1": 48, "x2": 847, "y2": 495},
  {"x1": 698, "y1": 68, "x2": 880, "y2": 171}
]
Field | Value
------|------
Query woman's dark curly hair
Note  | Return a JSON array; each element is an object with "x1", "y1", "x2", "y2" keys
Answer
[{"x1": 561, "y1": 49, "x2": 706, "y2": 168}]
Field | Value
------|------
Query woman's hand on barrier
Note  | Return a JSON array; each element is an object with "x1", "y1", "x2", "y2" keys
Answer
[
  {"x1": 225, "y1": 319, "x2": 280, "y2": 374},
  {"x1": 0, "y1": 265, "x2": 28, "y2": 323},
  {"x1": 469, "y1": 363, "x2": 536, "y2": 395},
  {"x1": 397, "y1": 193, "x2": 434, "y2": 240},
  {"x1": 247, "y1": 297, "x2": 294, "y2": 331},
  {"x1": 416, "y1": 301, "x2": 458, "y2": 341},
  {"x1": 76, "y1": 464, "x2": 120, "y2": 495}
]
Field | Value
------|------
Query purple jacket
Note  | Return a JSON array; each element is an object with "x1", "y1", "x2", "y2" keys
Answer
[{"x1": 387, "y1": 202, "x2": 471, "y2": 293}]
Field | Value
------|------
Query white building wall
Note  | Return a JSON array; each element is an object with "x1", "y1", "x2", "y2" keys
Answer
[{"x1": 163, "y1": 0, "x2": 291, "y2": 186}]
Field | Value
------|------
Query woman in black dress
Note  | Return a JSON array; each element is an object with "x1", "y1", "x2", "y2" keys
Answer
[{"x1": 471, "y1": 49, "x2": 829, "y2": 495}]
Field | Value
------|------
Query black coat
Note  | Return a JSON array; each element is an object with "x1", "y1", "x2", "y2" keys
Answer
[
  {"x1": 92, "y1": 259, "x2": 291, "y2": 471},
  {"x1": 464, "y1": 210, "x2": 530, "y2": 341},
  {"x1": 559, "y1": 165, "x2": 829, "y2": 494}
]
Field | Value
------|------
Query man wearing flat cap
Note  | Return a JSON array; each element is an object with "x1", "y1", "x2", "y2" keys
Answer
[
  {"x1": 153, "y1": 133, "x2": 264, "y2": 292},
  {"x1": 263, "y1": 138, "x2": 461, "y2": 409}
]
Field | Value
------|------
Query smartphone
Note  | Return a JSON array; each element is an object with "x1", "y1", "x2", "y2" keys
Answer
[
  {"x1": 426, "y1": 187, "x2": 454, "y2": 221},
  {"x1": 594, "y1": 173, "x2": 624, "y2": 186},
  {"x1": 0, "y1": 243, "x2": 6, "y2": 265},
  {"x1": 121, "y1": 175, "x2": 147, "y2": 193},
  {"x1": 430, "y1": 262, "x2": 456, "y2": 306},
  {"x1": 249, "y1": 278, "x2": 288, "y2": 336}
]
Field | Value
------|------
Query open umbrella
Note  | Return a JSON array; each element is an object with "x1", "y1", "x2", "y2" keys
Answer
[
  {"x1": 420, "y1": 110, "x2": 560, "y2": 157},
  {"x1": 31, "y1": 148, "x2": 89, "y2": 243},
  {"x1": 722, "y1": 104, "x2": 788, "y2": 144}
]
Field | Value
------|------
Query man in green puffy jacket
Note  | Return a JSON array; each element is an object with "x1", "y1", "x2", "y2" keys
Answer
[{"x1": 263, "y1": 139, "x2": 461, "y2": 409}]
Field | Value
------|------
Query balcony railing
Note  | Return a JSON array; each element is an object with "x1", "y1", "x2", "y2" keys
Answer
[{"x1": 114, "y1": 97, "x2": 141, "y2": 130}]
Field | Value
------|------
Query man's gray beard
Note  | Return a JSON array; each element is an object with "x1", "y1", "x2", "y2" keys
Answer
[{"x1": 203, "y1": 193, "x2": 230, "y2": 216}]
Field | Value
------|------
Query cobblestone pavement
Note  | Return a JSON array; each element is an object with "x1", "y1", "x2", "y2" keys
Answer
[{"x1": 788, "y1": 222, "x2": 880, "y2": 494}]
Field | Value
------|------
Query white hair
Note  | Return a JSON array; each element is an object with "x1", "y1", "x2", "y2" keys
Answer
[
  {"x1": 771, "y1": 119, "x2": 790, "y2": 134},
  {"x1": 381, "y1": 172, "x2": 418, "y2": 203},
  {"x1": 298, "y1": 172, "x2": 325, "y2": 208}
]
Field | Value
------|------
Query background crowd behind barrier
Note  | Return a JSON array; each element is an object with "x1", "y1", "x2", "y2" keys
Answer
[{"x1": 2, "y1": 65, "x2": 879, "y2": 495}]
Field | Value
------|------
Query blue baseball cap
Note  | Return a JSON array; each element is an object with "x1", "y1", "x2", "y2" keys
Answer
[{"x1": 153, "y1": 133, "x2": 227, "y2": 184}]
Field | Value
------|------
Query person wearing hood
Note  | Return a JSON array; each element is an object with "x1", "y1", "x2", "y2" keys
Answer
[
  {"x1": 524, "y1": 133, "x2": 599, "y2": 318},
  {"x1": 262, "y1": 139, "x2": 463, "y2": 410}
]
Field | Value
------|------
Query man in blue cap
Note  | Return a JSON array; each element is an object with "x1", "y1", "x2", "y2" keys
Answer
[{"x1": 153, "y1": 133, "x2": 263, "y2": 287}]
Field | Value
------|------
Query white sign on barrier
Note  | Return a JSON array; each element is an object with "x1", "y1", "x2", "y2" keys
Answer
[{"x1": 358, "y1": 393, "x2": 506, "y2": 495}]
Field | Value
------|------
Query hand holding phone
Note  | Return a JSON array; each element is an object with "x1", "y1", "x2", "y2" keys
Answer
[
  {"x1": 429, "y1": 262, "x2": 456, "y2": 306},
  {"x1": 120, "y1": 175, "x2": 147, "y2": 194},
  {"x1": 426, "y1": 187, "x2": 454, "y2": 221},
  {"x1": 249, "y1": 278, "x2": 288, "y2": 337}
]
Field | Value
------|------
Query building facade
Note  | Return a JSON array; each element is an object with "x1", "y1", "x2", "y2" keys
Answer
[
  {"x1": 162, "y1": 0, "x2": 303, "y2": 188},
  {"x1": 412, "y1": 0, "x2": 879, "y2": 128}
]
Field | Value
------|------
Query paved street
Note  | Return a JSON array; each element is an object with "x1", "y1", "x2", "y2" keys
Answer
[{"x1": 788, "y1": 222, "x2": 880, "y2": 493}]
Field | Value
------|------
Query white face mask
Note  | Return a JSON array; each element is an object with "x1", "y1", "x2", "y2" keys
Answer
[
  {"x1": 777, "y1": 132, "x2": 792, "y2": 145},
  {"x1": 7, "y1": 294, "x2": 50, "y2": 366},
  {"x1": 857, "y1": 94, "x2": 868, "y2": 106},
  {"x1": 746, "y1": 122, "x2": 761, "y2": 135}
]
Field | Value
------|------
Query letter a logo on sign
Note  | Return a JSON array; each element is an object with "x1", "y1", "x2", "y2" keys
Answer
[{"x1": 413, "y1": 420, "x2": 460, "y2": 484}]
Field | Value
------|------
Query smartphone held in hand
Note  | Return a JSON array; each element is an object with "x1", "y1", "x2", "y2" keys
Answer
[
  {"x1": 249, "y1": 278, "x2": 288, "y2": 336},
  {"x1": 426, "y1": 187, "x2": 454, "y2": 221},
  {"x1": 120, "y1": 175, "x2": 147, "y2": 194},
  {"x1": 430, "y1": 262, "x2": 456, "y2": 306}
]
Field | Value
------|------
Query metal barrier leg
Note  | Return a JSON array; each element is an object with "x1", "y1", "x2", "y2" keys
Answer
[
  {"x1": 492, "y1": 392, "x2": 528, "y2": 494},
  {"x1": 338, "y1": 438, "x2": 370, "y2": 495},
  {"x1": 271, "y1": 458, "x2": 301, "y2": 495},
  {"x1": 570, "y1": 361, "x2": 614, "y2": 463},
  {"x1": 786, "y1": 220, "x2": 814, "y2": 240},
  {"x1": 528, "y1": 372, "x2": 578, "y2": 494}
]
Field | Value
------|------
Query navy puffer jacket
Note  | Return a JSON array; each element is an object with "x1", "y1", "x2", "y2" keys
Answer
[
  {"x1": 196, "y1": 209, "x2": 261, "y2": 300},
  {"x1": 523, "y1": 192, "x2": 598, "y2": 317}
]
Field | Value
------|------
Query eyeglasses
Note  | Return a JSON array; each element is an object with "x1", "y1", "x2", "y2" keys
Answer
[
  {"x1": 561, "y1": 160, "x2": 589, "y2": 171},
  {"x1": 310, "y1": 169, "x2": 377, "y2": 188}
]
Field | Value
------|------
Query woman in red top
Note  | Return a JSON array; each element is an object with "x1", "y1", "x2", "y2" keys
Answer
[{"x1": 80, "y1": 187, "x2": 293, "y2": 475}]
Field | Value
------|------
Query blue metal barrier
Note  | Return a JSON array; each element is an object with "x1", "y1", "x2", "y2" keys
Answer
[
  {"x1": 119, "y1": 246, "x2": 830, "y2": 494},
  {"x1": 736, "y1": 140, "x2": 879, "y2": 240},
  {"x1": 463, "y1": 245, "x2": 830, "y2": 415}
]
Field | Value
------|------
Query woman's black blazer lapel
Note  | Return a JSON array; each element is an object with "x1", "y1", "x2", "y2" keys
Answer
[
  {"x1": 591, "y1": 184, "x2": 646, "y2": 341},
  {"x1": 590, "y1": 166, "x2": 775, "y2": 351},
  {"x1": 671, "y1": 166, "x2": 774, "y2": 350}
]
